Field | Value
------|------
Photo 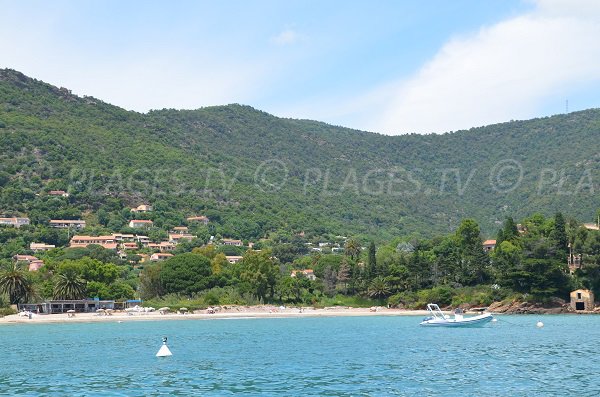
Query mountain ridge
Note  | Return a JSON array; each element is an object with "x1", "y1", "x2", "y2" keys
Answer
[{"x1": 0, "y1": 68, "x2": 598, "y2": 240}]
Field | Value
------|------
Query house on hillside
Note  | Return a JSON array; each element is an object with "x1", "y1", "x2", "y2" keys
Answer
[
  {"x1": 0, "y1": 217, "x2": 30, "y2": 228},
  {"x1": 483, "y1": 240, "x2": 496, "y2": 252},
  {"x1": 131, "y1": 204, "x2": 153, "y2": 213},
  {"x1": 291, "y1": 269, "x2": 316, "y2": 280},
  {"x1": 168, "y1": 233, "x2": 195, "y2": 244},
  {"x1": 50, "y1": 219, "x2": 86, "y2": 229},
  {"x1": 570, "y1": 289, "x2": 594, "y2": 311},
  {"x1": 187, "y1": 216, "x2": 209, "y2": 225},
  {"x1": 150, "y1": 252, "x2": 173, "y2": 261},
  {"x1": 172, "y1": 226, "x2": 189, "y2": 234},
  {"x1": 129, "y1": 219, "x2": 153, "y2": 228},
  {"x1": 221, "y1": 238, "x2": 243, "y2": 247},
  {"x1": 147, "y1": 242, "x2": 176, "y2": 252},
  {"x1": 121, "y1": 242, "x2": 139, "y2": 250},
  {"x1": 30, "y1": 242, "x2": 56, "y2": 252},
  {"x1": 48, "y1": 190, "x2": 69, "y2": 197},
  {"x1": 226, "y1": 256, "x2": 243, "y2": 264},
  {"x1": 14, "y1": 255, "x2": 44, "y2": 271},
  {"x1": 69, "y1": 235, "x2": 118, "y2": 250}
]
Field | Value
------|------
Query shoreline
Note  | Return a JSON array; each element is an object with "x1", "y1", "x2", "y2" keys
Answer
[{"x1": 0, "y1": 307, "x2": 430, "y2": 325}]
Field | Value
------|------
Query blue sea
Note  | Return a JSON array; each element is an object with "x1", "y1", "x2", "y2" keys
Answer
[{"x1": 0, "y1": 315, "x2": 598, "y2": 396}]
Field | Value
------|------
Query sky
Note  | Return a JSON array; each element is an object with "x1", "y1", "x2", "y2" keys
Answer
[{"x1": 1, "y1": 0, "x2": 600, "y2": 134}]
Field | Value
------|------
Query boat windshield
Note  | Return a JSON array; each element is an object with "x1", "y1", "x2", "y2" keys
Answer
[{"x1": 426, "y1": 304, "x2": 446, "y2": 319}]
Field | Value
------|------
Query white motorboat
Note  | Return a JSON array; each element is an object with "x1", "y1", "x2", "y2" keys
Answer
[{"x1": 420, "y1": 303, "x2": 493, "y2": 327}]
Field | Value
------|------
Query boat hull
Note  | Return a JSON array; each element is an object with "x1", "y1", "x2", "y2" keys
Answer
[{"x1": 420, "y1": 313, "x2": 494, "y2": 327}]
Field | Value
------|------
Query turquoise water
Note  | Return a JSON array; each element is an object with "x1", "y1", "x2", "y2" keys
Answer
[{"x1": 0, "y1": 315, "x2": 598, "y2": 396}]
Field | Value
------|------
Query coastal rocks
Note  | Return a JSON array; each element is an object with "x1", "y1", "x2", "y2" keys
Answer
[{"x1": 488, "y1": 299, "x2": 569, "y2": 314}]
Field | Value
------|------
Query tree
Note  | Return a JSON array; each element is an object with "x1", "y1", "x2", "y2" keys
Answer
[
  {"x1": 497, "y1": 217, "x2": 519, "y2": 245},
  {"x1": 344, "y1": 238, "x2": 361, "y2": 261},
  {"x1": 367, "y1": 241, "x2": 377, "y2": 279},
  {"x1": 323, "y1": 266, "x2": 337, "y2": 296},
  {"x1": 192, "y1": 244, "x2": 217, "y2": 259},
  {"x1": 551, "y1": 212, "x2": 568, "y2": 257},
  {"x1": 368, "y1": 276, "x2": 391, "y2": 299},
  {"x1": 53, "y1": 269, "x2": 87, "y2": 300},
  {"x1": 240, "y1": 250, "x2": 279, "y2": 302},
  {"x1": 211, "y1": 253, "x2": 229, "y2": 275},
  {"x1": 272, "y1": 242, "x2": 308, "y2": 264},
  {"x1": 337, "y1": 258, "x2": 350, "y2": 293},
  {"x1": 107, "y1": 282, "x2": 135, "y2": 300},
  {"x1": 455, "y1": 219, "x2": 489, "y2": 285},
  {"x1": 160, "y1": 253, "x2": 213, "y2": 296},
  {"x1": 139, "y1": 263, "x2": 164, "y2": 299},
  {"x1": 0, "y1": 263, "x2": 34, "y2": 304}
]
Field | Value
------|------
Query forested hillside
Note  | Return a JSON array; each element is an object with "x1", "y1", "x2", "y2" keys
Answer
[{"x1": 1, "y1": 69, "x2": 598, "y2": 241}]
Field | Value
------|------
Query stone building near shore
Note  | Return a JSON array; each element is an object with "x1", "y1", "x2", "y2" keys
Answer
[{"x1": 570, "y1": 289, "x2": 594, "y2": 311}]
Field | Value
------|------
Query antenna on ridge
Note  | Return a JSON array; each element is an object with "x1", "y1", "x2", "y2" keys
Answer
[{"x1": 566, "y1": 99, "x2": 569, "y2": 113}]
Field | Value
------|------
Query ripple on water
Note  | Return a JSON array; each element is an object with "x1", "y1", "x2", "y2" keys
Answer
[{"x1": 1, "y1": 315, "x2": 599, "y2": 396}]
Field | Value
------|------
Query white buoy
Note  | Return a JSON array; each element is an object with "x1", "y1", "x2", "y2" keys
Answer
[
  {"x1": 491, "y1": 318, "x2": 498, "y2": 322},
  {"x1": 156, "y1": 336, "x2": 172, "y2": 357},
  {"x1": 536, "y1": 320, "x2": 544, "y2": 328}
]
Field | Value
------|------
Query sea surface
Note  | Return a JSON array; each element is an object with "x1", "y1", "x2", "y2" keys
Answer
[{"x1": 0, "y1": 315, "x2": 597, "y2": 396}]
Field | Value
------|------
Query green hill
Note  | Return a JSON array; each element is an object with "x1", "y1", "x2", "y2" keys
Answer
[{"x1": 0, "y1": 68, "x2": 598, "y2": 240}]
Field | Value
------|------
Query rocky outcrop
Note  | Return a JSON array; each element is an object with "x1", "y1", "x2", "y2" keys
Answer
[{"x1": 488, "y1": 298, "x2": 570, "y2": 314}]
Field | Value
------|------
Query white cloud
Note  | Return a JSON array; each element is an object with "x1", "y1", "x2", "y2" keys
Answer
[
  {"x1": 270, "y1": 29, "x2": 302, "y2": 46},
  {"x1": 362, "y1": 0, "x2": 600, "y2": 134}
]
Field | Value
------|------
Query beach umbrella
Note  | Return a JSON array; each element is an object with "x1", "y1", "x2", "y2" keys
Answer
[
  {"x1": 158, "y1": 307, "x2": 170, "y2": 312},
  {"x1": 66, "y1": 309, "x2": 76, "y2": 313},
  {"x1": 179, "y1": 307, "x2": 188, "y2": 312}
]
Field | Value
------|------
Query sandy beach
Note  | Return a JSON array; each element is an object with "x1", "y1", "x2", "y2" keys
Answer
[{"x1": 0, "y1": 306, "x2": 429, "y2": 325}]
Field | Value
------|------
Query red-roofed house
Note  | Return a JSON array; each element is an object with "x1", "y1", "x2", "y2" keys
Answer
[
  {"x1": 129, "y1": 220, "x2": 153, "y2": 228},
  {"x1": 121, "y1": 242, "x2": 139, "y2": 250},
  {"x1": 0, "y1": 217, "x2": 30, "y2": 228},
  {"x1": 131, "y1": 204, "x2": 153, "y2": 213},
  {"x1": 187, "y1": 216, "x2": 209, "y2": 225},
  {"x1": 222, "y1": 238, "x2": 243, "y2": 247},
  {"x1": 290, "y1": 269, "x2": 316, "y2": 281},
  {"x1": 69, "y1": 235, "x2": 118, "y2": 250},
  {"x1": 168, "y1": 233, "x2": 195, "y2": 244},
  {"x1": 483, "y1": 240, "x2": 497, "y2": 252},
  {"x1": 13, "y1": 255, "x2": 45, "y2": 271},
  {"x1": 150, "y1": 252, "x2": 173, "y2": 261},
  {"x1": 147, "y1": 242, "x2": 176, "y2": 252}
]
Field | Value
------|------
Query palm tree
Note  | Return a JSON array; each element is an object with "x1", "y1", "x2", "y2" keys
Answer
[
  {"x1": 0, "y1": 263, "x2": 34, "y2": 304},
  {"x1": 53, "y1": 270, "x2": 87, "y2": 300},
  {"x1": 368, "y1": 276, "x2": 391, "y2": 299},
  {"x1": 344, "y1": 238, "x2": 362, "y2": 261}
]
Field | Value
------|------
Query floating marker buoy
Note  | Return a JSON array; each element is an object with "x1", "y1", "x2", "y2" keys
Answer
[
  {"x1": 536, "y1": 320, "x2": 544, "y2": 328},
  {"x1": 156, "y1": 336, "x2": 172, "y2": 357},
  {"x1": 491, "y1": 318, "x2": 498, "y2": 322}
]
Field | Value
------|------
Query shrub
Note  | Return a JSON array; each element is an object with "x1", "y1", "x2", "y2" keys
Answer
[{"x1": 0, "y1": 307, "x2": 17, "y2": 317}]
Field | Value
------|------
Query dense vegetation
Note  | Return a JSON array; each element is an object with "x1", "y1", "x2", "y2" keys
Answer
[
  {"x1": 1, "y1": 69, "x2": 599, "y2": 243},
  {"x1": 2, "y1": 213, "x2": 600, "y2": 311},
  {"x1": 1, "y1": 69, "x2": 600, "y2": 311}
]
